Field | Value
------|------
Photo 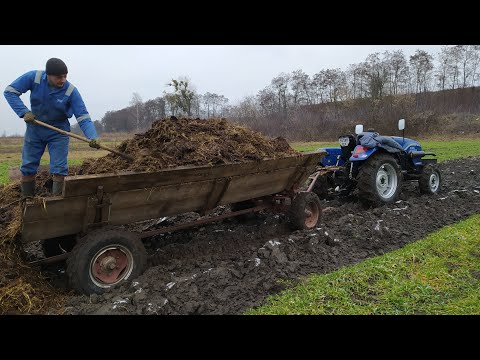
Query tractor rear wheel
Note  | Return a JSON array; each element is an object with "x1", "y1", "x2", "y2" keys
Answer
[{"x1": 357, "y1": 153, "x2": 402, "y2": 205}]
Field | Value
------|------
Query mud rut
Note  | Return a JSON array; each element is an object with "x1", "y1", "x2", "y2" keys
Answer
[{"x1": 40, "y1": 156, "x2": 479, "y2": 315}]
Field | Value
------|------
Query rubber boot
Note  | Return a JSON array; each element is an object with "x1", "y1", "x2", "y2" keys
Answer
[
  {"x1": 52, "y1": 175, "x2": 65, "y2": 196},
  {"x1": 21, "y1": 175, "x2": 36, "y2": 198}
]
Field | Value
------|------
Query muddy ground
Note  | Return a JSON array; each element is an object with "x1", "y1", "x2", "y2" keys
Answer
[
  {"x1": 38, "y1": 156, "x2": 479, "y2": 315},
  {"x1": 0, "y1": 117, "x2": 300, "y2": 314}
]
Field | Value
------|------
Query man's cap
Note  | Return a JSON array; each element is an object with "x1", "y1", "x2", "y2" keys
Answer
[{"x1": 46, "y1": 58, "x2": 68, "y2": 75}]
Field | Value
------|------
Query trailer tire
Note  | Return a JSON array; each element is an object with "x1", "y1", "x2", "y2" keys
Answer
[
  {"x1": 288, "y1": 192, "x2": 321, "y2": 230},
  {"x1": 66, "y1": 228, "x2": 147, "y2": 295},
  {"x1": 419, "y1": 164, "x2": 442, "y2": 194},
  {"x1": 357, "y1": 153, "x2": 402, "y2": 206}
]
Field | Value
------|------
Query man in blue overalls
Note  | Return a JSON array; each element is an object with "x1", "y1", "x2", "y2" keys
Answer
[{"x1": 4, "y1": 58, "x2": 100, "y2": 197}]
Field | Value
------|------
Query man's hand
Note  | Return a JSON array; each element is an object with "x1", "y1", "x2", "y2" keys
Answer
[
  {"x1": 89, "y1": 139, "x2": 101, "y2": 149},
  {"x1": 23, "y1": 111, "x2": 37, "y2": 123}
]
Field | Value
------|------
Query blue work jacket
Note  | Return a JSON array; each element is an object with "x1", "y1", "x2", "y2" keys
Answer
[{"x1": 4, "y1": 70, "x2": 97, "y2": 139}]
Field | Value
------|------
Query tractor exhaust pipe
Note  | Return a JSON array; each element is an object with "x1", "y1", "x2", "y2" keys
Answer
[{"x1": 409, "y1": 151, "x2": 436, "y2": 158}]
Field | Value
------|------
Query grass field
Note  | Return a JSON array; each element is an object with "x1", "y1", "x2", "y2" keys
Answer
[
  {"x1": 0, "y1": 135, "x2": 126, "y2": 184},
  {"x1": 2, "y1": 136, "x2": 479, "y2": 184},
  {"x1": 248, "y1": 214, "x2": 480, "y2": 315},
  {"x1": 291, "y1": 139, "x2": 480, "y2": 162}
]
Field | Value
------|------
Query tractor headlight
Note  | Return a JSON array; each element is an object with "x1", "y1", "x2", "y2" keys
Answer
[{"x1": 339, "y1": 136, "x2": 350, "y2": 147}]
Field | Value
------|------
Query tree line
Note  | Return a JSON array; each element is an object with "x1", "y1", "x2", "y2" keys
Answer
[{"x1": 74, "y1": 45, "x2": 480, "y2": 139}]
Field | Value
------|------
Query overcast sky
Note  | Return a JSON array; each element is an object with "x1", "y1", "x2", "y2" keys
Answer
[{"x1": 0, "y1": 45, "x2": 445, "y2": 136}]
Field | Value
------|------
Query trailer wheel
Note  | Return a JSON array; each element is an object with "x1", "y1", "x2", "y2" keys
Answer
[
  {"x1": 288, "y1": 192, "x2": 321, "y2": 230},
  {"x1": 419, "y1": 164, "x2": 442, "y2": 194},
  {"x1": 66, "y1": 229, "x2": 147, "y2": 295},
  {"x1": 357, "y1": 153, "x2": 402, "y2": 205}
]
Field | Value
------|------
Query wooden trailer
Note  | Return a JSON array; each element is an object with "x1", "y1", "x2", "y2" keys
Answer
[{"x1": 21, "y1": 150, "x2": 325, "y2": 294}]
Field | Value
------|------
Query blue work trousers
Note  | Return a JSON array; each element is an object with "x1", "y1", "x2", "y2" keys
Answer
[{"x1": 21, "y1": 121, "x2": 70, "y2": 177}]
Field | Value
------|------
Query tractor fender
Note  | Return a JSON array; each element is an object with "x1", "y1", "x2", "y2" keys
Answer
[{"x1": 349, "y1": 145, "x2": 378, "y2": 162}]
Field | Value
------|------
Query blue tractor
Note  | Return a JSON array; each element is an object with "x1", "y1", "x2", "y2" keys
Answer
[{"x1": 310, "y1": 119, "x2": 442, "y2": 205}]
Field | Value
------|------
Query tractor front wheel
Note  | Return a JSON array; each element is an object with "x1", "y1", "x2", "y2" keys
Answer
[{"x1": 419, "y1": 164, "x2": 442, "y2": 194}]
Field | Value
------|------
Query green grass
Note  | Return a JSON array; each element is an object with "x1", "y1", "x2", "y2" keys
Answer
[
  {"x1": 0, "y1": 162, "x2": 15, "y2": 184},
  {"x1": 0, "y1": 159, "x2": 85, "y2": 185},
  {"x1": 0, "y1": 136, "x2": 123, "y2": 184},
  {"x1": 291, "y1": 142, "x2": 338, "y2": 152},
  {"x1": 291, "y1": 139, "x2": 480, "y2": 163},
  {"x1": 1, "y1": 138, "x2": 479, "y2": 184},
  {"x1": 247, "y1": 214, "x2": 480, "y2": 315},
  {"x1": 419, "y1": 140, "x2": 480, "y2": 162}
]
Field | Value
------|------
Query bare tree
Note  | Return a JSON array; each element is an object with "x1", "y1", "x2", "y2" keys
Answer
[
  {"x1": 312, "y1": 70, "x2": 328, "y2": 103},
  {"x1": 290, "y1": 69, "x2": 312, "y2": 106},
  {"x1": 357, "y1": 62, "x2": 370, "y2": 98},
  {"x1": 470, "y1": 45, "x2": 480, "y2": 86},
  {"x1": 446, "y1": 46, "x2": 462, "y2": 89},
  {"x1": 233, "y1": 95, "x2": 260, "y2": 122},
  {"x1": 256, "y1": 86, "x2": 277, "y2": 116},
  {"x1": 101, "y1": 108, "x2": 136, "y2": 133},
  {"x1": 409, "y1": 49, "x2": 434, "y2": 93},
  {"x1": 435, "y1": 46, "x2": 451, "y2": 91},
  {"x1": 203, "y1": 92, "x2": 214, "y2": 118},
  {"x1": 347, "y1": 64, "x2": 360, "y2": 100},
  {"x1": 163, "y1": 93, "x2": 178, "y2": 117},
  {"x1": 214, "y1": 94, "x2": 229, "y2": 117},
  {"x1": 385, "y1": 50, "x2": 408, "y2": 95},
  {"x1": 192, "y1": 94, "x2": 202, "y2": 118},
  {"x1": 129, "y1": 92, "x2": 143, "y2": 130},
  {"x1": 143, "y1": 97, "x2": 165, "y2": 127},
  {"x1": 457, "y1": 45, "x2": 475, "y2": 88},
  {"x1": 323, "y1": 69, "x2": 337, "y2": 102},
  {"x1": 271, "y1": 73, "x2": 290, "y2": 116},
  {"x1": 364, "y1": 53, "x2": 389, "y2": 99},
  {"x1": 460, "y1": 45, "x2": 480, "y2": 88}
]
